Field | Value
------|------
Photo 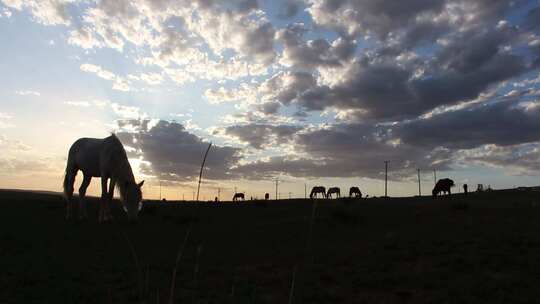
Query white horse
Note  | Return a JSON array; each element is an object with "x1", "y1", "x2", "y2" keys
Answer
[{"x1": 63, "y1": 134, "x2": 144, "y2": 222}]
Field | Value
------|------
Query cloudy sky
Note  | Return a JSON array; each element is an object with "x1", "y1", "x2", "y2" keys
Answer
[{"x1": 1, "y1": 0, "x2": 540, "y2": 199}]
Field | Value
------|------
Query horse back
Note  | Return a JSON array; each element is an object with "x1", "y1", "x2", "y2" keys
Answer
[{"x1": 69, "y1": 135, "x2": 125, "y2": 177}]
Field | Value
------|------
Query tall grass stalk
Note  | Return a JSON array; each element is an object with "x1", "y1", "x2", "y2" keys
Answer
[
  {"x1": 122, "y1": 231, "x2": 144, "y2": 300},
  {"x1": 288, "y1": 265, "x2": 298, "y2": 304},
  {"x1": 168, "y1": 223, "x2": 193, "y2": 304},
  {"x1": 305, "y1": 198, "x2": 318, "y2": 265}
]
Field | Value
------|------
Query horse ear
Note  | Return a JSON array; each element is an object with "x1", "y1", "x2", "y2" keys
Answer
[{"x1": 138, "y1": 180, "x2": 145, "y2": 188}]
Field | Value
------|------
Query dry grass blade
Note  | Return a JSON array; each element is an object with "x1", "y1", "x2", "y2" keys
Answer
[{"x1": 168, "y1": 223, "x2": 193, "y2": 304}]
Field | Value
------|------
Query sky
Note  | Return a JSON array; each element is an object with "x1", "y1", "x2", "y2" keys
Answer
[{"x1": 0, "y1": 0, "x2": 540, "y2": 200}]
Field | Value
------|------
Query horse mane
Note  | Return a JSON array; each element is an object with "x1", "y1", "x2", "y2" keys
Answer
[{"x1": 107, "y1": 134, "x2": 136, "y2": 201}]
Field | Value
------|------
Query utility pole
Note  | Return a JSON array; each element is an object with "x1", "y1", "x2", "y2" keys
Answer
[
  {"x1": 159, "y1": 180, "x2": 162, "y2": 200},
  {"x1": 304, "y1": 183, "x2": 307, "y2": 199},
  {"x1": 384, "y1": 161, "x2": 389, "y2": 197},
  {"x1": 433, "y1": 169, "x2": 437, "y2": 185},
  {"x1": 417, "y1": 168, "x2": 421, "y2": 196},
  {"x1": 289, "y1": 192, "x2": 292, "y2": 199},
  {"x1": 192, "y1": 191, "x2": 195, "y2": 201},
  {"x1": 182, "y1": 193, "x2": 185, "y2": 201},
  {"x1": 218, "y1": 188, "x2": 221, "y2": 201},
  {"x1": 275, "y1": 179, "x2": 279, "y2": 201}
]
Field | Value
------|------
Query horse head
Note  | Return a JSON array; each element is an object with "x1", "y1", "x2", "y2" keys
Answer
[{"x1": 122, "y1": 180, "x2": 144, "y2": 221}]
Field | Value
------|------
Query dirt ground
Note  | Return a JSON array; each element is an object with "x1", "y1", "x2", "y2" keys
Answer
[{"x1": 1, "y1": 188, "x2": 540, "y2": 303}]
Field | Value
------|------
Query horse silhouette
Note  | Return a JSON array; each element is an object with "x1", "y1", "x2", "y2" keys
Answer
[
  {"x1": 349, "y1": 186, "x2": 362, "y2": 198},
  {"x1": 327, "y1": 187, "x2": 341, "y2": 199},
  {"x1": 432, "y1": 178, "x2": 455, "y2": 197},
  {"x1": 310, "y1": 186, "x2": 326, "y2": 199},
  {"x1": 232, "y1": 193, "x2": 245, "y2": 201},
  {"x1": 63, "y1": 134, "x2": 144, "y2": 222}
]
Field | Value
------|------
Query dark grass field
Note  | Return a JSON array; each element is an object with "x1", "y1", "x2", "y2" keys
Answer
[{"x1": 2, "y1": 189, "x2": 540, "y2": 303}]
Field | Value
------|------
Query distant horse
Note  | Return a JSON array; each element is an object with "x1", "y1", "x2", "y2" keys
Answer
[
  {"x1": 63, "y1": 134, "x2": 144, "y2": 222},
  {"x1": 327, "y1": 187, "x2": 341, "y2": 199},
  {"x1": 349, "y1": 187, "x2": 362, "y2": 198},
  {"x1": 233, "y1": 193, "x2": 245, "y2": 201},
  {"x1": 432, "y1": 178, "x2": 455, "y2": 197},
  {"x1": 310, "y1": 186, "x2": 326, "y2": 199},
  {"x1": 264, "y1": 193, "x2": 269, "y2": 200}
]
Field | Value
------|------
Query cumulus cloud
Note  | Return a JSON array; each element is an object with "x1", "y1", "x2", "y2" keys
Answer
[
  {"x1": 0, "y1": 134, "x2": 29, "y2": 151},
  {"x1": 15, "y1": 90, "x2": 40, "y2": 96},
  {"x1": 232, "y1": 93, "x2": 540, "y2": 179},
  {"x1": 80, "y1": 63, "x2": 131, "y2": 92},
  {"x1": 111, "y1": 103, "x2": 147, "y2": 119},
  {"x1": 116, "y1": 120, "x2": 242, "y2": 181},
  {"x1": 8, "y1": 0, "x2": 540, "y2": 182},
  {"x1": 0, "y1": 113, "x2": 14, "y2": 129},
  {"x1": 2, "y1": 0, "x2": 71, "y2": 25},
  {"x1": 456, "y1": 143, "x2": 540, "y2": 175},
  {"x1": 224, "y1": 124, "x2": 302, "y2": 149},
  {"x1": 394, "y1": 98, "x2": 540, "y2": 149},
  {"x1": 277, "y1": 23, "x2": 357, "y2": 69}
]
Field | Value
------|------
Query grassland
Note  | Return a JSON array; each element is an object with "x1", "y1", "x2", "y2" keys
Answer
[{"x1": 1, "y1": 189, "x2": 540, "y2": 303}]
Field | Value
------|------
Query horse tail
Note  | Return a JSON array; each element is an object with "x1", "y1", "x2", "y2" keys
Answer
[{"x1": 63, "y1": 145, "x2": 78, "y2": 200}]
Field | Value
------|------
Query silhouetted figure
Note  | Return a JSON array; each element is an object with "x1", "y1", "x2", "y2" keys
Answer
[
  {"x1": 477, "y1": 184, "x2": 484, "y2": 192},
  {"x1": 214, "y1": 196, "x2": 219, "y2": 203},
  {"x1": 327, "y1": 187, "x2": 341, "y2": 199},
  {"x1": 232, "y1": 193, "x2": 245, "y2": 202},
  {"x1": 264, "y1": 193, "x2": 269, "y2": 200},
  {"x1": 162, "y1": 198, "x2": 167, "y2": 202},
  {"x1": 310, "y1": 186, "x2": 327, "y2": 199},
  {"x1": 432, "y1": 178, "x2": 455, "y2": 197},
  {"x1": 63, "y1": 134, "x2": 144, "y2": 222},
  {"x1": 349, "y1": 186, "x2": 362, "y2": 198},
  {"x1": 463, "y1": 184, "x2": 468, "y2": 195}
]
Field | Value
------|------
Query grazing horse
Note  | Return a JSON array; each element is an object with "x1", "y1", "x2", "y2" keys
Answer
[
  {"x1": 432, "y1": 178, "x2": 455, "y2": 197},
  {"x1": 349, "y1": 186, "x2": 362, "y2": 198},
  {"x1": 232, "y1": 193, "x2": 245, "y2": 201},
  {"x1": 63, "y1": 134, "x2": 144, "y2": 222},
  {"x1": 327, "y1": 187, "x2": 341, "y2": 199},
  {"x1": 310, "y1": 186, "x2": 327, "y2": 199}
]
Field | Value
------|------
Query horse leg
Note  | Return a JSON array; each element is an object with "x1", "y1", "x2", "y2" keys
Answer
[
  {"x1": 78, "y1": 175, "x2": 91, "y2": 220},
  {"x1": 99, "y1": 177, "x2": 108, "y2": 223},
  {"x1": 105, "y1": 178, "x2": 116, "y2": 221}
]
